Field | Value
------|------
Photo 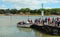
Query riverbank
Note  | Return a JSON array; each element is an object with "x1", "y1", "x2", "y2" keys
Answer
[{"x1": 0, "y1": 14, "x2": 60, "y2": 16}]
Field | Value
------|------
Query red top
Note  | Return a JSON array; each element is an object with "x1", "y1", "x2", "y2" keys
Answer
[{"x1": 48, "y1": 18, "x2": 50, "y2": 21}]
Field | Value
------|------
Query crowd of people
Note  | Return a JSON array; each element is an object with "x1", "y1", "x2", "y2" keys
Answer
[{"x1": 27, "y1": 17, "x2": 60, "y2": 27}]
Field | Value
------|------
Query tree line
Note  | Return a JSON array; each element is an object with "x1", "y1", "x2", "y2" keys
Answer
[{"x1": 0, "y1": 8, "x2": 60, "y2": 15}]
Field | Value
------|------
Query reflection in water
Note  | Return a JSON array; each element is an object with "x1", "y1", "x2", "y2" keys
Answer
[
  {"x1": 17, "y1": 27, "x2": 36, "y2": 37},
  {"x1": 17, "y1": 27, "x2": 32, "y2": 32},
  {"x1": 43, "y1": 33, "x2": 60, "y2": 37},
  {"x1": 34, "y1": 30, "x2": 43, "y2": 37},
  {"x1": 17, "y1": 27, "x2": 43, "y2": 37},
  {"x1": 17, "y1": 27, "x2": 60, "y2": 37}
]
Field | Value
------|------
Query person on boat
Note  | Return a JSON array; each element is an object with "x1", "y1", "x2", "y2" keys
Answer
[
  {"x1": 55, "y1": 17, "x2": 60, "y2": 26},
  {"x1": 38, "y1": 18, "x2": 41, "y2": 24},
  {"x1": 55, "y1": 18, "x2": 58, "y2": 26},
  {"x1": 27, "y1": 19, "x2": 33, "y2": 24},
  {"x1": 34, "y1": 19, "x2": 38, "y2": 24},
  {"x1": 45, "y1": 17, "x2": 47, "y2": 22},
  {"x1": 54, "y1": 17, "x2": 59, "y2": 26},
  {"x1": 41, "y1": 19, "x2": 45, "y2": 26},
  {"x1": 49, "y1": 18, "x2": 55, "y2": 26},
  {"x1": 18, "y1": 21, "x2": 25, "y2": 25},
  {"x1": 52, "y1": 18, "x2": 54, "y2": 23},
  {"x1": 34, "y1": 18, "x2": 40, "y2": 24},
  {"x1": 44, "y1": 17, "x2": 48, "y2": 25},
  {"x1": 51, "y1": 17, "x2": 55, "y2": 26},
  {"x1": 56, "y1": 17, "x2": 59, "y2": 21},
  {"x1": 48, "y1": 17, "x2": 50, "y2": 22},
  {"x1": 57, "y1": 18, "x2": 60, "y2": 26},
  {"x1": 47, "y1": 17, "x2": 51, "y2": 25}
]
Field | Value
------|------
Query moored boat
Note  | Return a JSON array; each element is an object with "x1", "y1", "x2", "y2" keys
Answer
[
  {"x1": 17, "y1": 21, "x2": 33, "y2": 28},
  {"x1": 30, "y1": 24, "x2": 60, "y2": 35}
]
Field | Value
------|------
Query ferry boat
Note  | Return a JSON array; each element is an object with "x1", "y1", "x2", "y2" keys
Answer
[{"x1": 30, "y1": 24, "x2": 60, "y2": 35}]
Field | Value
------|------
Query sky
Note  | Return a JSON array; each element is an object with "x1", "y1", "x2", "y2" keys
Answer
[{"x1": 0, "y1": 0, "x2": 60, "y2": 10}]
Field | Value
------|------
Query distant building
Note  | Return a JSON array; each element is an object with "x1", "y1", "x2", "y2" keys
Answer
[
  {"x1": 25, "y1": 12, "x2": 30, "y2": 15},
  {"x1": 5, "y1": 12, "x2": 10, "y2": 15},
  {"x1": 19, "y1": 12, "x2": 24, "y2": 15}
]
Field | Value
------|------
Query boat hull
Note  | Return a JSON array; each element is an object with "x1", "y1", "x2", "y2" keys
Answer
[
  {"x1": 30, "y1": 24, "x2": 60, "y2": 35},
  {"x1": 17, "y1": 23, "x2": 32, "y2": 28}
]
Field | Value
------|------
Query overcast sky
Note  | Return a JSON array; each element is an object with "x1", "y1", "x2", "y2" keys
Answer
[{"x1": 0, "y1": 0, "x2": 60, "y2": 9}]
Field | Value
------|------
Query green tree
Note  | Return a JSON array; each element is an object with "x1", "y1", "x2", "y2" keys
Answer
[
  {"x1": 10, "y1": 9, "x2": 18, "y2": 14},
  {"x1": 0, "y1": 9, "x2": 5, "y2": 14},
  {"x1": 19, "y1": 8, "x2": 25, "y2": 13},
  {"x1": 25, "y1": 8, "x2": 30, "y2": 12}
]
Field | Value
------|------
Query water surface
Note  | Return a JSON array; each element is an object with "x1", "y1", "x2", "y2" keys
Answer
[{"x1": 0, "y1": 15, "x2": 60, "y2": 37}]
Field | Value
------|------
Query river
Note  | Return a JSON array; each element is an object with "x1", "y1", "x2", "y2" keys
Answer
[{"x1": 0, "y1": 15, "x2": 60, "y2": 37}]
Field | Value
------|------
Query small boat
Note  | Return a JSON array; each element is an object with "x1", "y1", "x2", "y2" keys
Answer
[{"x1": 17, "y1": 21, "x2": 32, "y2": 28}]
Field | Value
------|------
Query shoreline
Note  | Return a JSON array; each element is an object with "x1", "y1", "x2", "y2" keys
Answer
[{"x1": 0, "y1": 14, "x2": 60, "y2": 16}]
